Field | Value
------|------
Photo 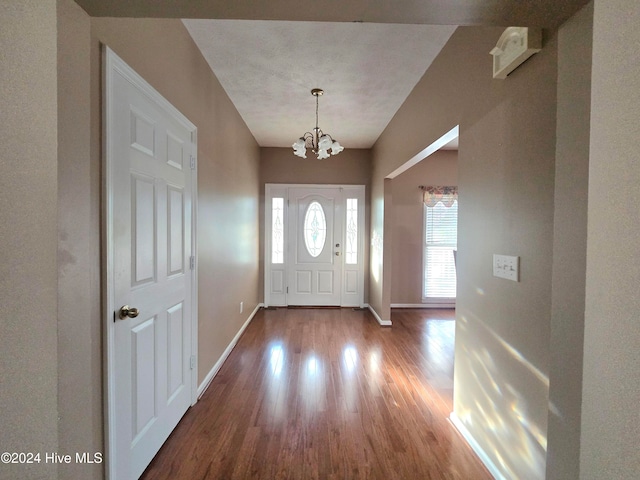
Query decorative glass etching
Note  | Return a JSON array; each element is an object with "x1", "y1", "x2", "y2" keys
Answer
[
  {"x1": 272, "y1": 198, "x2": 284, "y2": 264},
  {"x1": 346, "y1": 198, "x2": 358, "y2": 264},
  {"x1": 303, "y1": 201, "x2": 326, "y2": 257}
]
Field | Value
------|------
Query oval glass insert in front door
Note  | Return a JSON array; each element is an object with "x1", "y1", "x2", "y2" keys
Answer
[{"x1": 303, "y1": 201, "x2": 327, "y2": 257}]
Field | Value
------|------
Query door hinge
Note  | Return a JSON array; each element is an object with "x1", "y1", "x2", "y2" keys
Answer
[
  {"x1": 190, "y1": 256, "x2": 195, "y2": 270},
  {"x1": 190, "y1": 355, "x2": 196, "y2": 370},
  {"x1": 286, "y1": 286, "x2": 289, "y2": 294},
  {"x1": 190, "y1": 155, "x2": 196, "y2": 170}
]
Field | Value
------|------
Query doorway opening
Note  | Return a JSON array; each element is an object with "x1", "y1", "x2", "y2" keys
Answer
[{"x1": 386, "y1": 125, "x2": 459, "y2": 309}]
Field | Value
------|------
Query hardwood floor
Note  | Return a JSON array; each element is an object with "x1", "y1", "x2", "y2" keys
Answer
[{"x1": 140, "y1": 308, "x2": 492, "y2": 480}]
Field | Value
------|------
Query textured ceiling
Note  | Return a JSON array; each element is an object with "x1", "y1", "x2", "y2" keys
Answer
[
  {"x1": 183, "y1": 20, "x2": 456, "y2": 148},
  {"x1": 73, "y1": 0, "x2": 590, "y2": 150}
]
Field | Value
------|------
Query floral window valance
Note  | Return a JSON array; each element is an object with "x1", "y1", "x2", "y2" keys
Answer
[{"x1": 420, "y1": 186, "x2": 458, "y2": 207}]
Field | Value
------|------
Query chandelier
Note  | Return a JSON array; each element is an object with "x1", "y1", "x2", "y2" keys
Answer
[{"x1": 292, "y1": 88, "x2": 344, "y2": 160}]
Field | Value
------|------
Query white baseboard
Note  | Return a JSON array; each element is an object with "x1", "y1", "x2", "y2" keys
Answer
[
  {"x1": 197, "y1": 303, "x2": 264, "y2": 399},
  {"x1": 391, "y1": 303, "x2": 456, "y2": 309},
  {"x1": 365, "y1": 304, "x2": 392, "y2": 326},
  {"x1": 449, "y1": 412, "x2": 502, "y2": 480}
]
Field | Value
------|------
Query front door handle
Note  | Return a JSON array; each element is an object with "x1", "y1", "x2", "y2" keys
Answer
[{"x1": 118, "y1": 305, "x2": 140, "y2": 320}]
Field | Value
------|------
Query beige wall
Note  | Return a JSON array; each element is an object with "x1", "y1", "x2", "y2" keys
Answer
[
  {"x1": 455, "y1": 32, "x2": 557, "y2": 480},
  {"x1": 260, "y1": 147, "x2": 371, "y2": 186},
  {"x1": 373, "y1": 25, "x2": 558, "y2": 478},
  {"x1": 546, "y1": 3, "x2": 592, "y2": 479},
  {"x1": 580, "y1": 0, "x2": 640, "y2": 478},
  {"x1": 391, "y1": 150, "x2": 458, "y2": 305},
  {"x1": 3, "y1": 2, "x2": 638, "y2": 479},
  {"x1": 89, "y1": 17, "x2": 261, "y2": 383},
  {"x1": 0, "y1": 2, "x2": 59, "y2": 479},
  {"x1": 53, "y1": 12, "x2": 262, "y2": 480},
  {"x1": 259, "y1": 147, "x2": 371, "y2": 302},
  {"x1": 370, "y1": 27, "x2": 504, "y2": 323},
  {"x1": 57, "y1": 1, "x2": 102, "y2": 479}
]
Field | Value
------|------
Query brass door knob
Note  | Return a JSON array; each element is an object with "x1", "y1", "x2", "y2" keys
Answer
[{"x1": 118, "y1": 305, "x2": 140, "y2": 320}]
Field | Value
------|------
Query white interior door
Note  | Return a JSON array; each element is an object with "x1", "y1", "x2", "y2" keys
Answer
[
  {"x1": 105, "y1": 48, "x2": 197, "y2": 480},
  {"x1": 287, "y1": 187, "x2": 343, "y2": 305}
]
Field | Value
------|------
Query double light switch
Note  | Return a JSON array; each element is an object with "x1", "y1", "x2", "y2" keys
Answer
[{"x1": 493, "y1": 254, "x2": 519, "y2": 282}]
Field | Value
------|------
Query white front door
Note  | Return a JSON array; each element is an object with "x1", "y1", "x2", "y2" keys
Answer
[
  {"x1": 265, "y1": 184, "x2": 365, "y2": 308},
  {"x1": 287, "y1": 187, "x2": 343, "y2": 305},
  {"x1": 105, "y1": 48, "x2": 197, "y2": 480}
]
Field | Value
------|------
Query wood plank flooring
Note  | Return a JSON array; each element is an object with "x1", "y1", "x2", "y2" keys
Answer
[{"x1": 140, "y1": 308, "x2": 492, "y2": 480}]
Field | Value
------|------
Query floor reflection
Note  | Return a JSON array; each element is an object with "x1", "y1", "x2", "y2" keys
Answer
[
  {"x1": 424, "y1": 318, "x2": 455, "y2": 390},
  {"x1": 140, "y1": 307, "x2": 493, "y2": 480},
  {"x1": 269, "y1": 343, "x2": 284, "y2": 377},
  {"x1": 342, "y1": 345, "x2": 358, "y2": 373}
]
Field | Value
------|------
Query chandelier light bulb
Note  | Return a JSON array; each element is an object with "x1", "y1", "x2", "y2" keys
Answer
[
  {"x1": 330, "y1": 140, "x2": 344, "y2": 155},
  {"x1": 317, "y1": 149, "x2": 330, "y2": 160},
  {"x1": 292, "y1": 138, "x2": 307, "y2": 158},
  {"x1": 318, "y1": 135, "x2": 332, "y2": 150}
]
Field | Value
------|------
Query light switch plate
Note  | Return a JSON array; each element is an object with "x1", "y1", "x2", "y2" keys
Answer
[{"x1": 493, "y1": 254, "x2": 519, "y2": 282}]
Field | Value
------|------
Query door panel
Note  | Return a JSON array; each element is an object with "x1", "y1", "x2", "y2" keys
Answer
[
  {"x1": 317, "y1": 271, "x2": 334, "y2": 293},
  {"x1": 295, "y1": 270, "x2": 312, "y2": 294},
  {"x1": 131, "y1": 174, "x2": 156, "y2": 286},
  {"x1": 344, "y1": 270, "x2": 357, "y2": 294},
  {"x1": 287, "y1": 188, "x2": 342, "y2": 305},
  {"x1": 131, "y1": 316, "x2": 157, "y2": 444},
  {"x1": 167, "y1": 302, "x2": 185, "y2": 400},
  {"x1": 106, "y1": 49, "x2": 195, "y2": 480},
  {"x1": 168, "y1": 187, "x2": 185, "y2": 276}
]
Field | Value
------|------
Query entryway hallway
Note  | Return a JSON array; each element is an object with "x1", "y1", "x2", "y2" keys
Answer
[{"x1": 140, "y1": 308, "x2": 491, "y2": 479}]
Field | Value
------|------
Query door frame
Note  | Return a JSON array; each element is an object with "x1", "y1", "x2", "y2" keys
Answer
[
  {"x1": 264, "y1": 184, "x2": 365, "y2": 307},
  {"x1": 102, "y1": 46, "x2": 199, "y2": 480}
]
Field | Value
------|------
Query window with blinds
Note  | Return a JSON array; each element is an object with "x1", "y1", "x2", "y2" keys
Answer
[{"x1": 423, "y1": 199, "x2": 458, "y2": 302}]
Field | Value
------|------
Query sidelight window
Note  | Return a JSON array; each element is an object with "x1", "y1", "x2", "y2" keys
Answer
[
  {"x1": 272, "y1": 198, "x2": 284, "y2": 264},
  {"x1": 345, "y1": 198, "x2": 358, "y2": 264}
]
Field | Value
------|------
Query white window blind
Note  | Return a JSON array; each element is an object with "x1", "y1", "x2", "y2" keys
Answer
[{"x1": 423, "y1": 198, "x2": 458, "y2": 300}]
